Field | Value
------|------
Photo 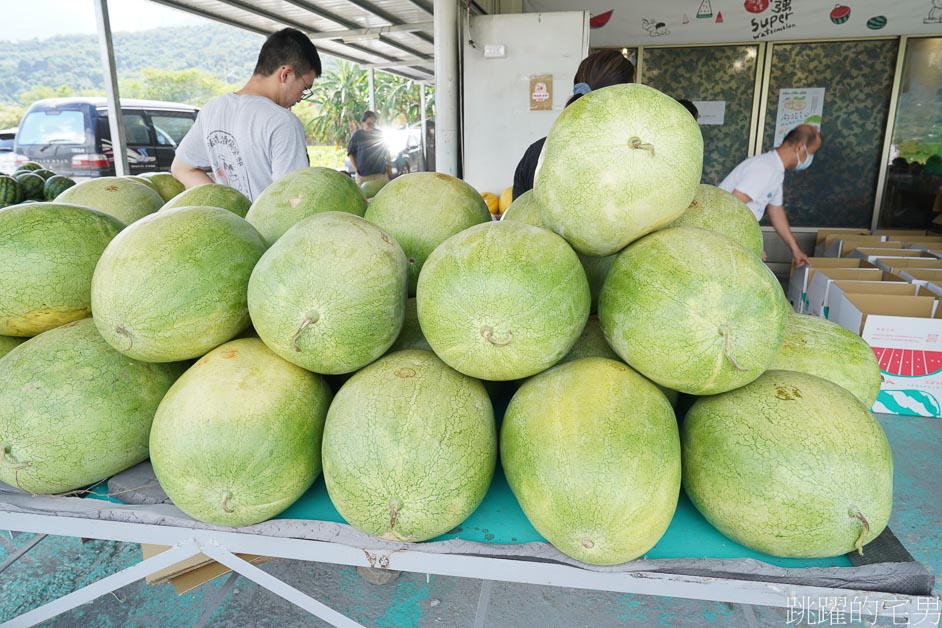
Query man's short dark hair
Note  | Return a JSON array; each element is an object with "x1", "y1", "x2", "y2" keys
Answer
[
  {"x1": 677, "y1": 98, "x2": 699, "y2": 119},
  {"x1": 361, "y1": 111, "x2": 378, "y2": 123},
  {"x1": 782, "y1": 124, "x2": 820, "y2": 147},
  {"x1": 254, "y1": 28, "x2": 322, "y2": 78}
]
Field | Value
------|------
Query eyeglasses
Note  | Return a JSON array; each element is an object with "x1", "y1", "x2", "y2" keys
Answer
[{"x1": 292, "y1": 69, "x2": 315, "y2": 101}]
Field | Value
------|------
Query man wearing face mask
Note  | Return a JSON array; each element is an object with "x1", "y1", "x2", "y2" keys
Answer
[{"x1": 719, "y1": 124, "x2": 821, "y2": 267}]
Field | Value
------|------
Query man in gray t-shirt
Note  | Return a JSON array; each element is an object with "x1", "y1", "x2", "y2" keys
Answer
[{"x1": 172, "y1": 28, "x2": 321, "y2": 201}]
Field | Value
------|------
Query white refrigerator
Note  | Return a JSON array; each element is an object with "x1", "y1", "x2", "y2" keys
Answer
[{"x1": 461, "y1": 12, "x2": 590, "y2": 196}]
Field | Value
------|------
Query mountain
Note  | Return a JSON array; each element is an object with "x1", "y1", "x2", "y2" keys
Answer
[{"x1": 0, "y1": 23, "x2": 340, "y2": 105}]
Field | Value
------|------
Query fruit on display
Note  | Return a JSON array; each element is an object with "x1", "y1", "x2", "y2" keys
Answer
[
  {"x1": 500, "y1": 189, "x2": 540, "y2": 224},
  {"x1": 0, "y1": 319, "x2": 185, "y2": 494},
  {"x1": 57, "y1": 176, "x2": 164, "y2": 224},
  {"x1": 360, "y1": 178, "x2": 386, "y2": 199},
  {"x1": 0, "y1": 335, "x2": 26, "y2": 359},
  {"x1": 150, "y1": 338, "x2": 332, "y2": 527},
  {"x1": 498, "y1": 186, "x2": 513, "y2": 213},
  {"x1": 770, "y1": 313, "x2": 882, "y2": 407},
  {"x1": 417, "y1": 221, "x2": 590, "y2": 380},
  {"x1": 682, "y1": 370, "x2": 893, "y2": 558},
  {"x1": 42, "y1": 174, "x2": 76, "y2": 200},
  {"x1": 248, "y1": 212, "x2": 408, "y2": 374},
  {"x1": 160, "y1": 182, "x2": 252, "y2": 217},
  {"x1": 91, "y1": 206, "x2": 267, "y2": 362},
  {"x1": 667, "y1": 184, "x2": 764, "y2": 258},
  {"x1": 14, "y1": 172, "x2": 45, "y2": 201},
  {"x1": 140, "y1": 171, "x2": 186, "y2": 202},
  {"x1": 245, "y1": 166, "x2": 367, "y2": 245},
  {"x1": 0, "y1": 203, "x2": 124, "y2": 336},
  {"x1": 501, "y1": 357, "x2": 681, "y2": 565},
  {"x1": 365, "y1": 172, "x2": 492, "y2": 295},
  {"x1": 556, "y1": 315, "x2": 620, "y2": 365},
  {"x1": 322, "y1": 350, "x2": 496, "y2": 542},
  {"x1": 481, "y1": 191, "x2": 499, "y2": 215},
  {"x1": 535, "y1": 83, "x2": 703, "y2": 256},
  {"x1": 599, "y1": 227, "x2": 788, "y2": 394},
  {"x1": 386, "y1": 297, "x2": 431, "y2": 354},
  {"x1": 0, "y1": 175, "x2": 25, "y2": 208}
]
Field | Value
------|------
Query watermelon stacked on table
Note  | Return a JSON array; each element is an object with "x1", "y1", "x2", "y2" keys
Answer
[{"x1": 0, "y1": 86, "x2": 893, "y2": 569}]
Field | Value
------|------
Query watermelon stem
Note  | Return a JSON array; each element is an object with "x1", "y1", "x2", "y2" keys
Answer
[
  {"x1": 291, "y1": 313, "x2": 319, "y2": 352},
  {"x1": 720, "y1": 326, "x2": 747, "y2": 371},
  {"x1": 850, "y1": 509, "x2": 870, "y2": 556},
  {"x1": 629, "y1": 137, "x2": 656, "y2": 156},
  {"x1": 0, "y1": 443, "x2": 29, "y2": 470},
  {"x1": 481, "y1": 326, "x2": 513, "y2": 346},
  {"x1": 222, "y1": 491, "x2": 235, "y2": 513}
]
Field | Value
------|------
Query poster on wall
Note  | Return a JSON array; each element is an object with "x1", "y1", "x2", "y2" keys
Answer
[
  {"x1": 693, "y1": 100, "x2": 725, "y2": 125},
  {"x1": 773, "y1": 88, "x2": 825, "y2": 146},
  {"x1": 529, "y1": 75, "x2": 553, "y2": 111}
]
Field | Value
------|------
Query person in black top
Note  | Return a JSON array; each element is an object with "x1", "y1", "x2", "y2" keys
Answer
[
  {"x1": 347, "y1": 110, "x2": 390, "y2": 186},
  {"x1": 512, "y1": 50, "x2": 635, "y2": 200}
]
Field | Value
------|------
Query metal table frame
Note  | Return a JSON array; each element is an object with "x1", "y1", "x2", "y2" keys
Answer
[{"x1": 1, "y1": 508, "x2": 939, "y2": 627}]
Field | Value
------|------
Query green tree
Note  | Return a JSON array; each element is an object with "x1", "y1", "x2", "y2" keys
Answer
[
  {"x1": 120, "y1": 68, "x2": 236, "y2": 107},
  {"x1": 0, "y1": 104, "x2": 25, "y2": 129},
  {"x1": 18, "y1": 85, "x2": 75, "y2": 107},
  {"x1": 307, "y1": 61, "x2": 368, "y2": 146}
]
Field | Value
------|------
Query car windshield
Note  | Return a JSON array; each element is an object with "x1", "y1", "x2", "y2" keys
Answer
[{"x1": 17, "y1": 110, "x2": 85, "y2": 145}]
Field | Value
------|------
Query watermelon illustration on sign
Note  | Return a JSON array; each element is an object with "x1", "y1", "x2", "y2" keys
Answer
[{"x1": 872, "y1": 347, "x2": 942, "y2": 377}]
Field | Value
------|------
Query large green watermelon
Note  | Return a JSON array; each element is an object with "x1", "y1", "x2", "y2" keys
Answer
[
  {"x1": 682, "y1": 370, "x2": 893, "y2": 558},
  {"x1": 248, "y1": 212, "x2": 408, "y2": 374},
  {"x1": 0, "y1": 203, "x2": 124, "y2": 336},
  {"x1": 140, "y1": 172, "x2": 185, "y2": 202},
  {"x1": 535, "y1": 84, "x2": 703, "y2": 256},
  {"x1": 15, "y1": 172, "x2": 45, "y2": 201},
  {"x1": 417, "y1": 221, "x2": 590, "y2": 380},
  {"x1": 245, "y1": 167, "x2": 367, "y2": 245},
  {"x1": 43, "y1": 174, "x2": 76, "y2": 201},
  {"x1": 0, "y1": 175, "x2": 25, "y2": 207},
  {"x1": 500, "y1": 197, "x2": 613, "y2": 313},
  {"x1": 599, "y1": 227, "x2": 788, "y2": 394},
  {"x1": 0, "y1": 318, "x2": 184, "y2": 494},
  {"x1": 57, "y1": 176, "x2": 164, "y2": 224},
  {"x1": 322, "y1": 350, "x2": 496, "y2": 541},
  {"x1": 501, "y1": 357, "x2": 680, "y2": 565},
  {"x1": 150, "y1": 338, "x2": 332, "y2": 527},
  {"x1": 160, "y1": 183, "x2": 252, "y2": 217},
  {"x1": 364, "y1": 172, "x2": 491, "y2": 295},
  {"x1": 770, "y1": 313, "x2": 881, "y2": 407},
  {"x1": 667, "y1": 184, "x2": 763, "y2": 258},
  {"x1": 91, "y1": 206, "x2": 267, "y2": 362},
  {"x1": 557, "y1": 316, "x2": 620, "y2": 364}
]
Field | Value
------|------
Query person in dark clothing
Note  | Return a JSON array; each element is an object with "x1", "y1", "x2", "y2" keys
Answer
[
  {"x1": 512, "y1": 50, "x2": 635, "y2": 200},
  {"x1": 347, "y1": 110, "x2": 390, "y2": 186}
]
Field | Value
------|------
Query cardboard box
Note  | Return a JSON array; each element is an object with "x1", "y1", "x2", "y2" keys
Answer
[
  {"x1": 871, "y1": 229, "x2": 929, "y2": 238},
  {"x1": 813, "y1": 229, "x2": 871, "y2": 256},
  {"x1": 871, "y1": 257, "x2": 942, "y2": 273},
  {"x1": 141, "y1": 544, "x2": 275, "y2": 595},
  {"x1": 848, "y1": 248, "x2": 935, "y2": 264},
  {"x1": 898, "y1": 269, "x2": 942, "y2": 287},
  {"x1": 821, "y1": 235, "x2": 891, "y2": 258},
  {"x1": 832, "y1": 294, "x2": 942, "y2": 417},
  {"x1": 805, "y1": 268, "x2": 891, "y2": 318},
  {"x1": 825, "y1": 280, "x2": 920, "y2": 324},
  {"x1": 786, "y1": 258, "x2": 875, "y2": 313}
]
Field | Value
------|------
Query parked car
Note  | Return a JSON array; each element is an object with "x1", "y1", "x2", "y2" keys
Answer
[
  {"x1": 389, "y1": 124, "x2": 427, "y2": 178},
  {"x1": 0, "y1": 127, "x2": 19, "y2": 174},
  {"x1": 13, "y1": 97, "x2": 198, "y2": 178}
]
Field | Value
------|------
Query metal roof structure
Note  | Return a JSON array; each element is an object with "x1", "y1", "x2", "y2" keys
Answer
[{"x1": 147, "y1": 0, "x2": 438, "y2": 81}]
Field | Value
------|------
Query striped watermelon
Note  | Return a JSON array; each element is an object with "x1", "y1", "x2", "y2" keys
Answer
[
  {"x1": 872, "y1": 347, "x2": 942, "y2": 377},
  {"x1": 0, "y1": 176, "x2": 24, "y2": 207}
]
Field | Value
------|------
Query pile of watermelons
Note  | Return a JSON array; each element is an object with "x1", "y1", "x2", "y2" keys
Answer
[
  {"x1": 0, "y1": 84, "x2": 892, "y2": 566},
  {"x1": 0, "y1": 161, "x2": 78, "y2": 207}
]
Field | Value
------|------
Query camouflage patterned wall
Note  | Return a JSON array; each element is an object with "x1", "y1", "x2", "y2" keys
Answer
[
  {"x1": 642, "y1": 45, "x2": 759, "y2": 188},
  {"x1": 762, "y1": 40, "x2": 899, "y2": 229}
]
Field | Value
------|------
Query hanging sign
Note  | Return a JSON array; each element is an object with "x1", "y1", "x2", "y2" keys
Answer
[
  {"x1": 773, "y1": 87, "x2": 825, "y2": 146},
  {"x1": 529, "y1": 74, "x2": 553, "y2": 111}
]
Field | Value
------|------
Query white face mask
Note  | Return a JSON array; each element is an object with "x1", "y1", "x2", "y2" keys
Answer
[{"x1": 795, "y1": 144, "x2": 814, "y2": 171}]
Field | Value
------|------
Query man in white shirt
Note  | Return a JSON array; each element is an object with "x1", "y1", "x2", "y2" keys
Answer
[
  {"x1": 719, "y1": 124, "x2": 821, "y2": 267},
  {"x1": 171, "y1": 28, "x2": 321, "y2": 201}
]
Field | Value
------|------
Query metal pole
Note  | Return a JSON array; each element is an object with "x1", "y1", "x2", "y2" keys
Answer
[
  {"x1": 94, "y1": 0, "x2": 129, "y2": 176},
  {"x1": 871, "y1": 36, "x2": 908, "y2": 232},
  {"x1": 368, "y1": 68, "x2": 376, "y2": 111},
  {"x1": 419, "y1": 81, "x2": 428, "y2": 170},
  {"x1": 433, "y1": 0, "x2": 459, "y2": 176}
]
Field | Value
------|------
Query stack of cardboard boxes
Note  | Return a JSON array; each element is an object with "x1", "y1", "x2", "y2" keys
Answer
[{"x1": 786, "y1": 229, "x2": 942, "y2": 417}]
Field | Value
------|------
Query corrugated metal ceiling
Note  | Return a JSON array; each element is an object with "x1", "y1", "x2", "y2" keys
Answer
[{"x1": 148, "y1": 0, "x2": 436, "y2": 81}]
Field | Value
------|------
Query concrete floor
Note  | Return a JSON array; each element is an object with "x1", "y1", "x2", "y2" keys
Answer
[{"x1": 1, "y1": 414, "x2": 939, "y2": 627}]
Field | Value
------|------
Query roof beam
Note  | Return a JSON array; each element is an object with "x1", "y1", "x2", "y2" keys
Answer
[
  {"x1": 336, "y1": 0, "x2": 434, "y2": 45},
  {"x1": 308, "y1": 22, "x2": 433, "y2": 43},
  {"x1": 145, "y1": 0, "x2": 271, "y2": 36}
]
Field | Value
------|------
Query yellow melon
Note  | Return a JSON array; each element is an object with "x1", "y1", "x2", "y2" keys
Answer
[{"x1": 499, "y1": 187, "x2": 513, "y2": 213}]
